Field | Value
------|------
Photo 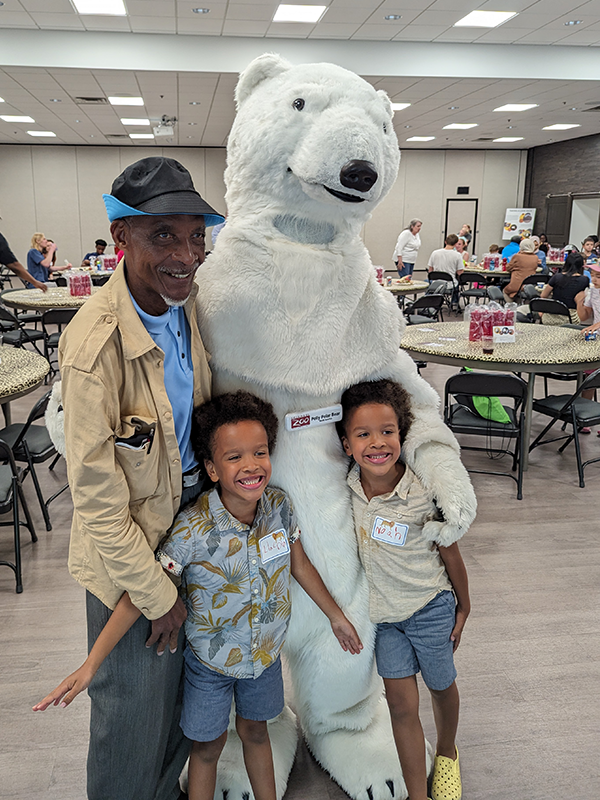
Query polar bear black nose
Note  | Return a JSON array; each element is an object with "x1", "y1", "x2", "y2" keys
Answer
[{"x1": 339, "y1": 160, "x2": 378, "y2": 193}]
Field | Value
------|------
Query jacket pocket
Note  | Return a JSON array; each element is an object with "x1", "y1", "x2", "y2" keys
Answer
[{"x1": 115, "y1": 415, "x2": 160, "y2": 502}]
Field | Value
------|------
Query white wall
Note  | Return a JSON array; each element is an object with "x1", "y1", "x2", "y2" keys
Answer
[
  {"x1": 569, "y1": 197, "x2": 600, "y2": 248},
  {"x1": 364, "y1": 148, "x2": 528, "y2": 271},
  {"x1": 0, "y1": 144, "x2": 525, "y2": 273},
  {"x1": 0, "y1": 145, "x2": 227, "y2": 266}
]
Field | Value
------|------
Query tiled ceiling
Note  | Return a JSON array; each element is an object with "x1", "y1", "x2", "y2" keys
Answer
[{"x1": 1, "y1": 0, "x2": 600, "y2": 149}]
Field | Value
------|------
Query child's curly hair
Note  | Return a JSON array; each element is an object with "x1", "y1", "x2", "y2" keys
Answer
[
  {"x1": 336, "y1": 379, "x2": 413, "y2": 443},
  {"x1": 192, "y1": 390, "x2": 279, "y2": 464}
]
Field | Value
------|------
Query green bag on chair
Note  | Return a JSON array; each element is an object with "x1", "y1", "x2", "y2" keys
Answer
[{"x1": 462, "y1": 368, "x2": 511, "y2": 424}]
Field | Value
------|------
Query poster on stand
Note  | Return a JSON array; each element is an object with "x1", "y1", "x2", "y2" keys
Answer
[{"x1": 503, "y1": 208, "x2": 536, "y2": 240}]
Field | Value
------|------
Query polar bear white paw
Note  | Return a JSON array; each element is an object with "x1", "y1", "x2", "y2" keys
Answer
[
  {"x1": 179, "y1": 706, "x2": 297, "y2": 800},
  {"x1": 303, "y1": 700, "x2": 433, "y2": 800}
]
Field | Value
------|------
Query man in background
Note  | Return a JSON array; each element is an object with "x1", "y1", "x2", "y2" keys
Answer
[{"x1": 81, "y1": 238, "x2": 107, "y2": 266}]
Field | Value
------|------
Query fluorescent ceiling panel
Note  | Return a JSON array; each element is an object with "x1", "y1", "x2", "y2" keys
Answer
[
  {"x1": 542, "y1": 124, "x2": 580, "y2": 130},
  {"x1": 109, "y1": 96, "x2": 144, "y2": 106},
  {"x1": 494, "y1": 104, "x2": 538, "y2": 112},
  {"x1": 129, "y1": 133, "x2": 154, "y2": 139},
  {"x1": 1, "y1": 115, "x2": 35, "y2": 122},
  {"x1": 273, "y1": 5, "x2": 327, "y2": 23},
  {"x1": 71, "y1": 0, "x2": 127, "y2": 15},
  {"x1": 407, "y1": 136, "x2": 435, "y2": 141},
  {"x1": 493, "y1": 137, "x2": 523, "y2": 142},
  {"x1": 0, "y1": 98, "x2": 4, "y2": 103},
  {"x1": 454, "y1": 11, "x2": 517, "y2": 28},
  {"x1": 391, "y1": 103, "x2": 411, "y2": 111},
  {"x1": 443, "y1": 123, "x2": 478, "y2": 129},
  {"x1": 27, "y1": 131, "x2": 56, "y2": 137},
  {"x1": 121, "y1": 118, "x2": 150, "y2": 125}
]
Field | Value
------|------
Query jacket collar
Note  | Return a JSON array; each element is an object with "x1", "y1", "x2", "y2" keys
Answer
[
  {"x1": 347, "y1": 460, "x2": 413, "y2": 502},
  {"x1": 106, "y1": 260, "x2": 199, "y2": 361}
]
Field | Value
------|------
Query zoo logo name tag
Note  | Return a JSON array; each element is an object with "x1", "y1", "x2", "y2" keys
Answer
[
  {"x1": 285, "y1": 404, "x2": 342, "y2": 432},
  {"x1": 259, "y1": 529, "x2": 290, "y2": 563},
  {"x1": 371, "y1": 517, "x2": 408, "y2": 547}
]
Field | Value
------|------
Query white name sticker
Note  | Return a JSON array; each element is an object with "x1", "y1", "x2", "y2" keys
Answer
[
  {"x1": 259, "y1": 529, "x2": 290, "y2": 564},
  {"x1": 493, "y1": 325, "x2": 516, "y2": 343},
  {"x1": 285, "y1": 404, "x2": 343, "y2": 432},
  {"x1": 371, "y1": 516, "x2": 409, "y2": 547}
]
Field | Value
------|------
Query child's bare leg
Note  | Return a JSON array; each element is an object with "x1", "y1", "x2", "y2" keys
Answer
[
  {"x1": 383, "y1": 675, "x2": 428, "y2": 800},
  {"x1": 430, "y1": 681, "x2": 460, "y2": 759},
  {"x1": 187, "y1": 731, "x2": 228, "y2": 800},
  {"x1": 235, "y1": 716, "x2": 276, "y2": 800}
]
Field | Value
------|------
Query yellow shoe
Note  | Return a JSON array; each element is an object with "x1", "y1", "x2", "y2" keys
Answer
[{"x1": 431, "y1": 747, "x2": 462, "y2": 800}]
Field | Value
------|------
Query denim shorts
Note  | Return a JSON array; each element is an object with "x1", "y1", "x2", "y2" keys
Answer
[
  {"x1": 180, "y1": 645, "x2": 285, "y2": 742},
  {"x1": 375, "y1": 590, "x2": 457, "y2": 691}
]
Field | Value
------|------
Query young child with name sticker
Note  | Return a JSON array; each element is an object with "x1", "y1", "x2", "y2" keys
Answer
[
  {"x1": 34, "y1": 391, "x2": 362, "y2": 800},
  {"x1": 337, "y1": 379, "x2": 470, "y2": 800}
]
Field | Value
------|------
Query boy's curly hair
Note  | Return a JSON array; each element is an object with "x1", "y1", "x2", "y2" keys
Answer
[
  {"x1": 336, "y1": 379, "x2": 413, "y2": 443},
  {"x1": 192, "y1": 390, "x2": 279, "y2": 464}
]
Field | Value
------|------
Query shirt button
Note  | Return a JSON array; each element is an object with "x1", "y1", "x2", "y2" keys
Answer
[
  {"x1": 254, "y1": 616, "x2": 259, "y2": 622},
  {"x1": 252, "y1": 559, "x2": 257, "y2": 565},
  {"x1": 156, "y1": 360, "x2": 163, "y2": 368},
  {"x1": 172, "y1": 458, "x2": 180, "y2": 465},
  {"x1": 253, "y1": 588, "x2": 259, "y2": 594},
  {"x1": 164, "y1": 411, "x2": 172, "y2": 421},
  {"x1": 104, "y1": 315, "x2": 114, "y2": 324}
]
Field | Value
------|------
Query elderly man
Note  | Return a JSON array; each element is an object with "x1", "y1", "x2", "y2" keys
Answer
[{"x1": 59, "y1": 157, "x2": 224, "y2": 800}]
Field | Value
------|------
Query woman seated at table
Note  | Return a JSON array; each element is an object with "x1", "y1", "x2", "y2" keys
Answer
[
  {"x1": 503, "y1": 238, "x2": 539, "y2": 304},
  {"x1": 538, "y1": 252, "x2": 588, "y2": 324},
  {"x1": 454, "y1": 236, "x2": 469, "y2": 265},
  {"x1": 26, "y1": 232, "x2": 71, "y2": 288}
]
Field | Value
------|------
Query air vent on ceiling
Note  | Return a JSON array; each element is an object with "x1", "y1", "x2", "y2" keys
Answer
[
  {"x1": 107, "y1": 134, "x2": 130, "y2": 139},
  {"x1": 75, "y1": 96, "x2": 108, "y2": 105},
  {"x1": 474, "y1": 137, "x2": 495, "y2": 141},
  {"x1": 582, "y1": 106, "x2": 600, "y2": 112}
]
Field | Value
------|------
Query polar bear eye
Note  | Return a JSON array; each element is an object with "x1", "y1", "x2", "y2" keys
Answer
[
  {"x1": 292, "y1": 98, "x2": 305, "y2": 111},
  {"x1": 383, "y1": 122, "x2": 388, "y2": 134}
]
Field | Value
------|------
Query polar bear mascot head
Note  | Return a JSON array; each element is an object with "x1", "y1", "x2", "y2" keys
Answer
[{"x1": 225, "y1": 53, "x2": 400, "y2": 243}]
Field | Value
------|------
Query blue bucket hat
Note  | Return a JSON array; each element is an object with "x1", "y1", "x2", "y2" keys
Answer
[{"x1": 103, "y1": 156, "x2": 225, "y2": 226}]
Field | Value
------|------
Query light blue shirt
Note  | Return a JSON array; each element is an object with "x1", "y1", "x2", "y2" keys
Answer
[{"x1": 129, "y1": 292, "x2": 197, "y2": 473}]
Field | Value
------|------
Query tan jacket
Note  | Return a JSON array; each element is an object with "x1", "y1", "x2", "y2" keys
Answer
[
  {"x1": 58, "y1": 263, "x2": 211, "y2": 618},
  {"x1": 504, "y1": 252, "x2": 538, "y2": 300}
]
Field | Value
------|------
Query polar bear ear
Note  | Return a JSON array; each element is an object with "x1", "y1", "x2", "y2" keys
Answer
[
  {"x1": 377, "y1": 89, "x2": 393, "y2": 118},
  {"x1": 235, "y1": 53, "x2": 292, "y2": 107}
]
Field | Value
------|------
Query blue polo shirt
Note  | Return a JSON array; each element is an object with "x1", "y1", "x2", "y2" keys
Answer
[{"x1": 129, "y1": 292, "x2": 197, "y2": 474}]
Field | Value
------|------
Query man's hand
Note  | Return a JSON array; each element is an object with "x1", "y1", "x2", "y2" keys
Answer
[
  {"x1": 145, "y1": 596, "x2": 187, "y2": 655},
  {"x1": 32, "y1": 278, "x2": 48, "y2": 292}
]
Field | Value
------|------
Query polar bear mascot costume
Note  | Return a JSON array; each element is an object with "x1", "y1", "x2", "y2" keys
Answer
[{"x1": 196, "y1": 54, "x2": 476, "y2": 800}]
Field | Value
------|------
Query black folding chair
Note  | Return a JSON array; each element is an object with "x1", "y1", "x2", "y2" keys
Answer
[
  {"x1": 428, "y1": 271, "x2": 456, "y2": 312},
  {"x1": 404, "y1": 294, "x2": 444, "y2": 324},
  {"x1": 458, "y1": 273, "x2": 487, "y2": 310},
  {"x1": 0, "y1": 438, "x2": 37, "y2": 593},
  {"x1": 522, "y1": 274, "x2": 550, "y2": 285},
  {"x1": 0, "y1": 305, "x2": 45, "y2": 355},
  {"x1": 0, "y1": 391, "x2": 64, "y2": 531},
  {"x1": 486, "y1": 285, "x2": 505, "y2": 304},
  {"x1": 444, "y1": 371, "x2": 528, "y2": 500},
  {"x1": 529, "y1": 369, "x2": 600, "y2": 488},
  {"x1": 529, "y1": 297, "x2": 571, "y2": 324},
  {"x1": 41, "y1": 308, "x2": 78, "y2": 376}
]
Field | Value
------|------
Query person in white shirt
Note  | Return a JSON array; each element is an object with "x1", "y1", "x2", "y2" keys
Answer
[
  {"x1": 427, "y1": 234, "x2": 465, "y2": 283},
  {"x1": 393, "y1": 218, "x2": 422, "y2": 278}
]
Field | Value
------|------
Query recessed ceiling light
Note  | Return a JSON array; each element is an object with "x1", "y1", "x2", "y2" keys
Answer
[
  {"x1": 494, "y1": 104, "x2": 537, "y2": 112},
  {"x1": 273, "y1": 4, "x2": 327, "y2": 23},
  {"x1": 1, "y1": 115, "x2": 35, "y2": 123},
  {"x1": 542, "y1": 123, "x2": 581, "y2": 130},
  {"x1": 384, "y1": 14, "x2": 402, "y2": 20},
  {"x1": 192, "y1": 7, "x2": 210, "y2": 12},
  {"x1": 72, "y1": 0, "x2": 127, "y2": 15},
  {"x1": 493, "y1": 137, "x2": 523, "y2": 142},
  {"x1": 455, "y1": 10, "x2": 518, "y2": 28},
  {"x1": 404, "y1": 125, "x2": 411, "y2": 129},
  {"x1": 448, "y1": 106, "x2": 459, "y2": 110},
  {"x1": 121, "y1": 118, "x2": 150, "y2": 125},
  {"x1": 507, "y1": 126, "x2": 514, "y2": 129},
  {"x1": 0, "y1": 98, "x2": 4, "y2": 103},
  {"x1": 27, "y1": 131, "x2": 56, "y2": 137},
  {"x1": 188, "y1": 122, "x2": 197, "y2": 126},
  {"x1": 49, "y1": 98, "x2": 61, "y2": 103},
  {"x1": 407, "y1": 136, "x2": 435, "y2": 142},
  {"x1": 109, "y1": 96, "x2": 144, "y2": 106},
  {"x1": 129, "y1": 133, "x2": 155, "y2": 139},
  {"x1": 570, "y1": 107, "x2": 577, "y2": 111},
  {"x1": 189, "y1": 101, "x2": 201, "y2": 105},
  {"x1": 443, "y1": 123, "x2": 478, "y2": 130},
  {"x1": 565, "y1": 20, "x2": 582, "y2": 26},
  {"x1": 75, "y1": 119, "x2": 81, "y2": 123},
  {"x1": 391, "y1": 103, "x2": 411, "y2": 111}
]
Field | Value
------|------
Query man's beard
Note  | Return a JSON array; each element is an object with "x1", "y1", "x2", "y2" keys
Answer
[{"x1": 160, "y1": 292, "x2": 191, "y2": 308}]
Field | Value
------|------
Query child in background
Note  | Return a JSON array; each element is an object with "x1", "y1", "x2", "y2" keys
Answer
[
  {"x1": 337, "y1": 379, "x2": 470, "y2": 800},
  {"x1": 34, "y1": 391, "x2": 362, "y2": 800}
]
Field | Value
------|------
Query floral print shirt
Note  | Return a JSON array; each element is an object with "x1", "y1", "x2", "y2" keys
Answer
[{"x1": 157, "y1": 486, "x2": 300, "y2": 678}]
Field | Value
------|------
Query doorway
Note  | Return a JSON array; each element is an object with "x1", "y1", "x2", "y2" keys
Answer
[{"x1": 445, "y1": 198, "x2": 479, "y2": 257}]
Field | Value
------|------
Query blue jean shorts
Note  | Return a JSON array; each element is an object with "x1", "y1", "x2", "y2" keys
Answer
[
  {"x1": 180, "y1": 645, "x2": 285, "y2": 742},
  {"x1": 375, "y1": 590, "x2": 457, "y2": 691}
]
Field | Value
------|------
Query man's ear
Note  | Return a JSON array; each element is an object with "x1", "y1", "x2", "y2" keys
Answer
[
  {"x1": 111, "y1": 219, "x2": 129, "y2": 251},
  {"x1": 204, "y1": 459, "x2": 218, "y2": 483}
]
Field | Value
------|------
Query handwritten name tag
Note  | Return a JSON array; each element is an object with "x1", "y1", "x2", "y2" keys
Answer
[
  {"x1": 259, "y1": 529, "x2": 290, "y2": 564},
  {"x1": 371, "y1": 516, "x2": 409, "y2": 547}
]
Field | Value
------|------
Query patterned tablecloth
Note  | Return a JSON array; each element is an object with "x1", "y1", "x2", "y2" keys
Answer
[
  {"x1": 1, "y1": 286, "x2": 100, "y2": 310},
  {"x1": 0, "y1": 347, "x2": 49, "y2": 401},
  {"x1": 382, "y1": 280, "x2": 430, "y2": 294}
]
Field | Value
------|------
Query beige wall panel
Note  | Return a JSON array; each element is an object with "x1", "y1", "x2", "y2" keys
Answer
[
  {"x1": 76, "y1": 147, "x2": 121, "y2": 258},
  {"x1": 362, "y1": 154, "x2": 408, "y2": 269},
  {"x1": 31, "y1": 146, "x2": 82, "y2": 267},
  {"x1": 442, "y1": 150, "x2": 485, "y2": 203},
  {"x1": 403, "y1": 150, "x2": 447, "y2": 270},
  {"x1": 479, "y1": 150, "x2": 525, "y2": 254},
  {"x1": 0, "y1": 145, "x2": 36, "y2": 265}
]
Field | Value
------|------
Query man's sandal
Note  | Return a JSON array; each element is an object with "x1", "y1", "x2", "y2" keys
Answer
[{"x1": 431, "y1": 748, "x2": 462, "y2": 800}]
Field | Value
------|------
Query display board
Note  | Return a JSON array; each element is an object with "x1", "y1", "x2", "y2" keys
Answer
[{"x1": 503, "y1": 208, "x2": 536, "y2": 240}]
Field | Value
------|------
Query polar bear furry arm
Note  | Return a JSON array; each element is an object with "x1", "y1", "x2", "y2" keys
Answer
[{"x1": 365, "y1": 347, "x2": 477, "y2": 548}]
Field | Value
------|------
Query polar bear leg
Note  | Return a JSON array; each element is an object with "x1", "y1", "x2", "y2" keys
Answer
[
  {"x1": 303, "y1": 699, "x2": 434, "y2": 800},
  {"x1": 179, "y1": 706, "x2": 298, "y2": 800}
]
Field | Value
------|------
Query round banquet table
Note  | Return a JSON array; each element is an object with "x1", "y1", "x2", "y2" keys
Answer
[
  {"x1": 1, "y1": 286, "x2": 100, "y2": 311},
  {"x1": 0, "y1": 346, "x2": 50, "y2": 424},
  {"x1": 382, "y1": 279, "x2": 429, "y2": 299},
  {"x1": 400, "y1": 321, "x2": 600, "y2": 469}
]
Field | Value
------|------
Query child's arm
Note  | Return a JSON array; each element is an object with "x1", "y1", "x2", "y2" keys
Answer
[
  {"x1": 437, "y1": 542, "x2": 470, "y2": 652},
  {"x1": 290, "y1": 541, "x2": 363, "y2": 655},
  {"x1": 32, "y1": 592, "x2": 141, "y2": 711}
]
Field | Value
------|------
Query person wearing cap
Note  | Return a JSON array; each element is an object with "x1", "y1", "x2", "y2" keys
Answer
[
  {"x1": 81, "y1": 237, "x2": 108, "y2": 266},
  {"x1": 58, "y1": 156, "x2": 224, "y2": 800},
  {"x1": 501, "y1": 234, "x2": 522, "y2": 262},
  {"x1": 0, "y1": 227, "x2": 47, "y2": 291}
]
